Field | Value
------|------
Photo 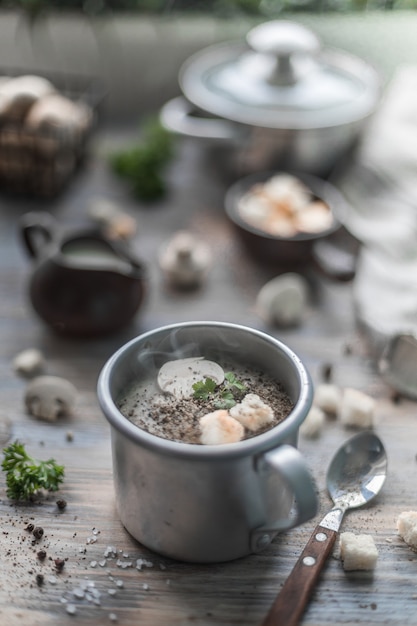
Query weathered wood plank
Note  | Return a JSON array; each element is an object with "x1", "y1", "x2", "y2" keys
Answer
[{"x1": 0, "y1": 128, "x2": 416, "y2": 626}]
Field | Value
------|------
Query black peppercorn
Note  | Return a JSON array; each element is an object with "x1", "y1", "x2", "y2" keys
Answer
[
  {"x1": 32, "y1": 526, "x2": 44, "y2": 540},
  {"x1": 54, "y1": 558, "x2": 65, "y2": 572},
  {"x1": 320, "y1": 362, "x2": 333, "y2": 383}
]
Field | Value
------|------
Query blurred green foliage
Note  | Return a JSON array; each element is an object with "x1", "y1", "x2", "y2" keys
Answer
[
  {"x1": 0, "y1": 0, "x2": 415, "y2": 15},
  {"x1": 110, "y1": 118, "x2": 174, "y2": 202}
]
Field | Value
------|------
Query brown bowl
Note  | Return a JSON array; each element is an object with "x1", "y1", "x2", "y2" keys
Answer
[{"x1": 224, "y1": 170, "x2": 348, "y2": 271}]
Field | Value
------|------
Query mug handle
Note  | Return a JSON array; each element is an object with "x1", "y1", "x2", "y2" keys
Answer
[
  {"x1": 20, "y1": 211, "x2": 56, "y2": 259},
  {"x1": 250, "y1": 444, "x2": 317, "y2": 552}
]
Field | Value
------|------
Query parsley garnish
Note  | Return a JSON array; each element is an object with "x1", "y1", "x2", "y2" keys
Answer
[
  {"x1": 1, "y1": 441, "x2": 65, "y2": 501},
  {"x1": 192, "y1": 372, "x2": 247, "y2": 409},
  {"x1": 192, "y1": 377, "x2": 218, "y2": 400}
]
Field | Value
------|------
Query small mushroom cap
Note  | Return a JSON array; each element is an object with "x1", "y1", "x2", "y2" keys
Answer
[
  {"x1": 157, "y1": 357, "x2": 224, "y2": 399},
  {"x1": 88, "y1": 197, "x2": 138, "y2": 240},
  {"x1": 25, "y1": 92, "x2": 93, "y2": 139},
  {"x1": 25, "y1": 375, "x2": 78, "y2": 422},
  {"x1": 158, "y1": 230, "x2": 212, "y2": 288},
  {"x1": 0, "y1": 75, "x2": 55, "y2": 122},
  {"x1": 256, "y1": 273, "x2": 309, "y2": 327},
  {"x1": 13, "y1": 348, "x2": 45, "y2": 378}
]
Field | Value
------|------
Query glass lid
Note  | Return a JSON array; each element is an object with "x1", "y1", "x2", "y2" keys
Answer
[{"x1": 179, "y1": 21, "x2": 380, "y2": 129}]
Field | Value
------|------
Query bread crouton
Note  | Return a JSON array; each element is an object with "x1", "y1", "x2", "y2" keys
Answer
[
  {"x1": 340, "y1": 532, "x2": 378, "y2": 571},
  {"x1": 339, "y1": 388, "x2": 375, "y2": 429},
  {"x1": 397, "y1": 511, "x2": 417, "y2": 551},
  {"x1": 229, "y1": 393, "x2": 274, "y2": 432},
  {"x1": 300, "y1": 406, "x2": 325, "y2": 439},
  {"x1": 199, "y1": 410, "x2": 244, "y2": 445},
  {"x1": 314, "y1": 383, "x2": 342, "y2": 416}
]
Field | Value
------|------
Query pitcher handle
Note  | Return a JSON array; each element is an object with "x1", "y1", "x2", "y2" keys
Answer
[
  {"x1": 20, "y1": 211, "x2": 56, "y2": 259},
  {"x1": 251, "y1": 444, "x2": 317, "y2": 552}
]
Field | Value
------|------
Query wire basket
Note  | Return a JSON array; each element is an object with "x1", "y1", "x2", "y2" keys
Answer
[{"x1": 0, "y1": 69, "x2": 105, "y2": 197}]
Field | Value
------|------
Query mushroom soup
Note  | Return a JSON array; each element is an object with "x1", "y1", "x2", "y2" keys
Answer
[{"x1": 116, "y1": 357, "x2": 294, "y2": 445}]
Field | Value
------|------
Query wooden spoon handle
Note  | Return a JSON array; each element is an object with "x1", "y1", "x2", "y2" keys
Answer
[{"x1": 261, "y1": 524, "x2": 338, "y2": 626}]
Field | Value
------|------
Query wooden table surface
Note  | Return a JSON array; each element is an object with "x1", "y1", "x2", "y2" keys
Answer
[{"x1": 0, "y1": 127, "x2": 416, "y2": 626}]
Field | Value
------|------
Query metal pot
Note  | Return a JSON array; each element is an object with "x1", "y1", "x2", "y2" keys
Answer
[{"x1": 160, "y1": 20, "x2": 381, "y2": 178}]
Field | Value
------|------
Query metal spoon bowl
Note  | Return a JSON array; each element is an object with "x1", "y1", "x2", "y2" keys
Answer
[
  {"x1": 327, "y1": 431, "x2": 387, "y2": 511},
  {"x1": 261, "y1": 430, "x2": 388, "y2": 626}
]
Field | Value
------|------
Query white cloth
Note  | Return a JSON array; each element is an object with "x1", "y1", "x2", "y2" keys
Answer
[
  {"x1": 333, "y1": 65, "x2": 417, "y2": 357},
  {"x1": 334, "y1": 65, "x2": 417, "y2": 258}
]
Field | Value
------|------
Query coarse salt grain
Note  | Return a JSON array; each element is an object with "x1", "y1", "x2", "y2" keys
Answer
[
  {"x1": 104, "y1": 546, "x2": 117, "y2": 558},
  {"x1": 136, "y1": 558, "x2": 154, "y2": 570}
]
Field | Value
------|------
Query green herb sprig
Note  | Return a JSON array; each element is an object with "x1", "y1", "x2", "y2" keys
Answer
[
  {"x1": 192, "y1": 372, "x2": 247, "y2": 410},
  {"x1": 192, "y1": 377, "x2": 218, "y2": 401},
  {"x1": 1, "y1": 441, "x2": 64, "y2": 501},
  {"x1": 110, "y1": 118, "x2": 174, "y2": 202}
]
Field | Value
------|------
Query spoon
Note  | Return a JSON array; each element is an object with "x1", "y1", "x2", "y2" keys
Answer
[{"x1": 261, "y1": 430, "x2": 387, "y2": 626}]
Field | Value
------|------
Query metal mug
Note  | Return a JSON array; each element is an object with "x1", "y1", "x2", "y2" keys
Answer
[{"x1": 97, "y1": 321, "x2": 317, "y2": 563}]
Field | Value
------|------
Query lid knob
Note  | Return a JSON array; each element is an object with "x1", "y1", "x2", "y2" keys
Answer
[{"x1": 247, "y1": 20, "x2": 320, "y2": 86}]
